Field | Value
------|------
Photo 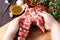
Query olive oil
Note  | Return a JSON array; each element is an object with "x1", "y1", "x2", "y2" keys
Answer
[{"x1": 10, "y1": 5, "x2": 22, "y2": 15}]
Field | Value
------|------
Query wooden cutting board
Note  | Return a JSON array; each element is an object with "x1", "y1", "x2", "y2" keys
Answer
[
  {"x1": 0, "y1": 22, "x2": 51, "y2": 40},
  {"x1": 0, "y1": 19, "x2": 60, "y2": 40}
]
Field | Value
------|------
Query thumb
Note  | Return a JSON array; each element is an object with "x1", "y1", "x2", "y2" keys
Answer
[
  {"x1": 11, "y1": 16, "x2": 21, "y2": 23},
  {"x1": 38, "y1": 11, "x2": 48, "y2": 18},
  {"x1": 8, "y1": 16, "x2": 21, "y2": 35}
]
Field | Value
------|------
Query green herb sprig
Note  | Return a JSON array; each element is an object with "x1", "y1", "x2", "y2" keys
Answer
[{"x1": 26, "y1": 0, "x2": 60, "y2": 20}]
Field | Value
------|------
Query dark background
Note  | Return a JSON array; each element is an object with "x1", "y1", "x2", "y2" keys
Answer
[{"x1": 0, "y1": 0, "x2": 17, "y2": 26}]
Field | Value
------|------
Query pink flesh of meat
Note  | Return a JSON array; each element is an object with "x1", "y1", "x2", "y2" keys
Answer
[{"x1": 17, "y1": 8, "x2": 45, "y2": 40}]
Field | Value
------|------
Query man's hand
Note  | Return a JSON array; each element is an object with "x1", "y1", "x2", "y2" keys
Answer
[
  {"x1": 39, "y1": 11, "x2": 57, "y2": 30},
  {"x1": 3, "y1": 16, "x2": 20, "y2": 40},
  {"x1": 39, "y1": 11, "x2": 60, "y2": 40}
]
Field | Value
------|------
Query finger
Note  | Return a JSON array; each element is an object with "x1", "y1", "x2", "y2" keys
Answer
[
  {"x1": 11, "y1": 16, "x2": 21, "y2": 24},
  {"x1": 39, "y1": 11, "x2": 52, "y2": 18},
  {"x1": 42, "y1": 11, "x2": 53, "y2": 17},
  {"x1": 45, "y1": 24, "x2": 51, "y2": 30},
  {"x1": 38, "y1": 12, "x2": 48, "y2": 18},
  {"x1": 9, "y1": 16, "x2": 21, "y2": 31}
]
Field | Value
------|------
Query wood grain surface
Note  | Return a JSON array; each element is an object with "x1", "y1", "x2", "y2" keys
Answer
[
  {"x1": 0, "y1": 19, "x2": 60, "y2": 40},
  {"x1": 0, "y1": 22, "x2": 51, "y2": 40}
]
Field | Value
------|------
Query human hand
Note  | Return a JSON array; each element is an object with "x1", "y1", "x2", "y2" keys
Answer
[
  {"x1": 3, "y1": 17, "x2": 20, "y2": 40},
  {"x1": 39, "y1": 11, "x2": 58, "y2": 30}
]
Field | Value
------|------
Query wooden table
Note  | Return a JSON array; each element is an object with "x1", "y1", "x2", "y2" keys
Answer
[
  {"x1": 0, "y1": 22, "x2": 51, "y2": 40},
  {"x1": 0, "y1": 19, "x2": 60, "y2": 40}
]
